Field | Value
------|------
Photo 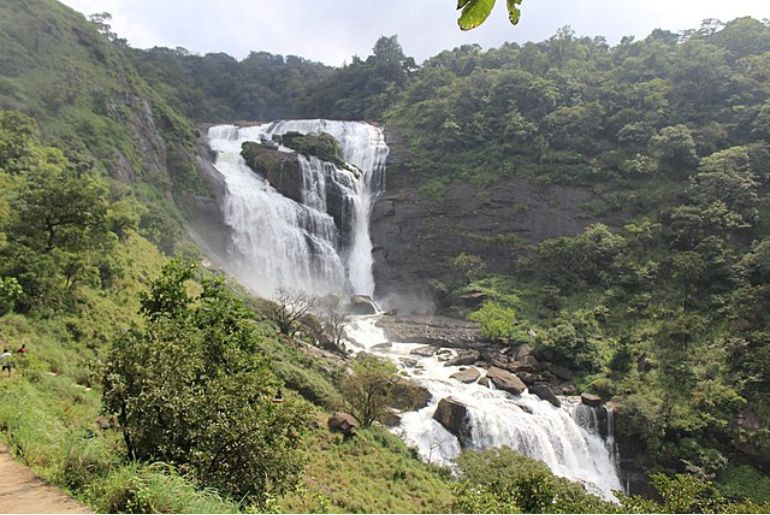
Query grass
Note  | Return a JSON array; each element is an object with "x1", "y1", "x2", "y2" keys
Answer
[{"x1": 279, "y1": 422, "x2": 454, "y2": 513}]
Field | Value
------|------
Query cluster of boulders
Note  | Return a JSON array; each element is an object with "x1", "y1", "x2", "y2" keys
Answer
[{"x1": 406, "y1": 342, "x2": 576, "y2": 408}]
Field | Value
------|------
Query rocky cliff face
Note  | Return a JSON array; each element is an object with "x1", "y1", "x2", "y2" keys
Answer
[{"x1": 371, "y1": 128, "x2": 613, "y2": 307}]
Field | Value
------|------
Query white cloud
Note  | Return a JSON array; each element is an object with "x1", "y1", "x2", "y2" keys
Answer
[{"x1": 59, "y1": 0, "x2": 770, "y2": 65}]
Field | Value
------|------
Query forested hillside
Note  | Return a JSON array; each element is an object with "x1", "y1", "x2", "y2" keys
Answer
[
  {"x1": 373, "y1": 17, "x2": 770, "y2": 499},
  {"x1": 1, "y1": 0, "x2": 770, "y2": 511}
]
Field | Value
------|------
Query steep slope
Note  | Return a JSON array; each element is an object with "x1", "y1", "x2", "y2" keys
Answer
[{"x1": 0, "y1": 0, "x2": 209, "y2": 254}]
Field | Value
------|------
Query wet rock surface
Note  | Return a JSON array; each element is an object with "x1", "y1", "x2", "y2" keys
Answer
[
  {"x1": 450, "y1": 367, "x2": 481, "y2": 384},
  {"x1": 433, "y1": 397, "x2": 472, "y2": 446},
  {"x1": 486, "y1": 366, "x2": 527, "y2": 395},
  {"x1": 375, "y1": 314, "x2": 488, "y2": 348}
]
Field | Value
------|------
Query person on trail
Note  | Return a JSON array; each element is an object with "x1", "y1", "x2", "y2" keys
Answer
[{"x1": 0, "y1": 348, "x2": 13, "y2": 377}]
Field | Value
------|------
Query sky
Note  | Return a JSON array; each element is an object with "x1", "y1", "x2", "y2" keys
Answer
[{"x1": 59, "y1": 0, "x2": 770, "y2": 66}]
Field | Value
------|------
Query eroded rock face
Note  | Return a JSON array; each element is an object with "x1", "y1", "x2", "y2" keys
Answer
[
  {"x1": 376, "y1": 315, "x2": 487, "y2": 348},
  {"x1": 433, "y1": 397, "x2": 472, "y2": 445},
  {"x1": 241, "y1": 142, "x2": 304, "y2": 203},
  {"x1": 372, "y1": 127, "x2": 623, "y2": 305},
  {"x1": 486, "y1": 367, "x2": 527, "y2": 395}
]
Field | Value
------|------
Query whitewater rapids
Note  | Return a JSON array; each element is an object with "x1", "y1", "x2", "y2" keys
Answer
[{"x1": 345, "y1": 315, "x2": 624, "y2": 501}]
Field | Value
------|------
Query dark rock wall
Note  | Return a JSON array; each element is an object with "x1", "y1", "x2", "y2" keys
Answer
[{"x1": 371, "y1": 127, "x2": 613, "y2": 303}]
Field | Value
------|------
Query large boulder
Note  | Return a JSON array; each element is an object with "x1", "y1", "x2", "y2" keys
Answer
[
  {"x1": 241, "y1": 142, "x2": 303, "y2": 203},
  {"x1": 450, "y1": 367, "x2": 481, "y2": 384},
  {"x1": 547, "y1": 363, "x2": 574, "y2": 381},
  {"x1": 513, "y1": 344, "x2": 534, "y2": 361},
  {"x1": 382, "y1": 409, "x2": 402, "y2": 428},
  {"x1": 444, "y1": 350, "x2": 480, "y2": 367},
  {"x1": 581, "y1": 393, "x2": 603, "y2": 407},
  {"x1": 389, "y1": 380, "x2": 432, "y2": 411},
  {"x1": 328, "y1": 412, "x2": 360, "y2": 438},
  {"x1": 410, "y1": 345, "x2": 437, "y2": 357},
  {"x1": 480, "y1": 349, "x2": 508, "y2": 368},
  {"x1": 486, "y1": 367, "x2": 527, "y2": 395},
  {"x1": 516, "y1": 371, "x2": 540, "y2": 386},
  {"x1": 349, "y1": 295, "x2": 378, "y2": 315},
  {"x1": 508, "y1": 354, "x2": 541, "y2": 373},
  {"x1": 433, "y1": 397, "x2": 472, "y2": 445},
  {"x1": 531, "y1": 383, "x2": 561, "y2": 407}
]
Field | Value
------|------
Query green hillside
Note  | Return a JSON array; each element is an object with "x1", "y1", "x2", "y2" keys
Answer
[{"x1": 0, "y1": 0, "x2": 770, "y2": 512}]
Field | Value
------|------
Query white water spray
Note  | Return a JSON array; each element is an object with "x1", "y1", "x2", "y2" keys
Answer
[{"x1": 207, "y1": 120, "x2": 388, "y2": 298}]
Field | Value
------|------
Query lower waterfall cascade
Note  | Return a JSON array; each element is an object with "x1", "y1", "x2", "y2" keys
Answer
[
  {"x1": 345, "y1": 316, "x2": 624, "y2": 501},
  {"x1": 206, "y1": 118, "x2": 623, "y2": 502}
]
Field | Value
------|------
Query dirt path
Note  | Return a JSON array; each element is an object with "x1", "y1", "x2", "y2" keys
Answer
[{"x1": 0, "y1": 444, "x2": 90, "y2": 514}]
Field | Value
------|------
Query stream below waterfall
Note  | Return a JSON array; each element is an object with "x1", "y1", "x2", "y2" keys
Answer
[{"x1": 345, "y1": 315, "x2": 623, "y2": 501}]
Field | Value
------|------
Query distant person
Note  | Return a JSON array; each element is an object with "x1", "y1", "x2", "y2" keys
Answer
[
  {"x1": 0, "y1": 348, "x2": 13, "y2": 377},
  {"x1": 16, "y1": 343, "x2": 28, "y2": 354}
]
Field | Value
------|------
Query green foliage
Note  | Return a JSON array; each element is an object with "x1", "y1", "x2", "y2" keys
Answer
[
  {"x1": 453, "y1": 448, "x2": 613, "y2": 513},
  {"x1": 456, "y1": 0, "x2": 523, "y2": 31},
  {"x1": 279, "y1": 425, "x2": 453, "y2": 513},
  {"x1": 451, "y1": 252, "x2": 486, "y2": 285},
  {"x1": 103, "y1": 261, "x2": 311, "y2": 504},
  {"x1": 279, "y1": 131, "x2": 346, "y2": 167},
  {"x1": 0, "y1": 276, "x2": 22, "y2": 315},
  {"x1": 338, "y1": 353, "x2": 399, "y2": 427},
  {"x1": 535, "y1": 224, "x2": 626, "y2": 290},
  {"x1": 534, "y1": 312, "x2": 605, "y2": 372},
  {"x1": 469, "y1": 301, "x2": 522, "y2": 343}
]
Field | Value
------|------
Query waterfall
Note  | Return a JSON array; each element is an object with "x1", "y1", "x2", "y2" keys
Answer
[
  {"x1": 345, "y1": 316, "x2": 624, "y2": 501},
  {"x1": 207, "y1": 120, "x2": 388, "y2": 298},
  {"x1": 208, "y1": 118, "x2": 623, "y2": 502}
]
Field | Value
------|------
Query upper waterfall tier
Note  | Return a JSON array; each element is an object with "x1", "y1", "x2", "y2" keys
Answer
[{"x1": 207, "y1": 120, "x2": 388, "y2": 299}]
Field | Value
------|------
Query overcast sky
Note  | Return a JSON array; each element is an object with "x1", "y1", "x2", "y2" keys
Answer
[{"x1": 60, "y1": 0, "x2": 770, "y2": 66}]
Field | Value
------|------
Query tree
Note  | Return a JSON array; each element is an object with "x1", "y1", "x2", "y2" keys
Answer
[
  {"x1": 469, "y1": 301, "x2": 520, "y2": 343},
  {"x1": 338, "y1": 353, "x2": 398, "y2": 427},
  {"x1": 322, "y1": 304, "x2": 349, "y2": 354},
  {"x1": 103, "y1": 260, "x2": 310, "y2": 505},
  {"x1": 268, "y1": 289, "x2": 316, "y2": 338},
  {"x1": 688, "y1": 146, "x2": 759, "y2": 225},
  {"x1": 653, "y1": 124, "x2": 699, "y2": 171},
  {"x1": 452, "y1": 252, "x2": 486, "y2": 285}
]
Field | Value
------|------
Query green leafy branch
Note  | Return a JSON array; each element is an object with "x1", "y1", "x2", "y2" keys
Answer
[{"x1": 457, "y1": 0, "x2": 523, "y2": 31}]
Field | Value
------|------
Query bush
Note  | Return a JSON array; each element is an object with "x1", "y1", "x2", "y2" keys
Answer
[
  {"x1": 338, "y1": 353, "x2": 398, "y2": 427},
  {"x1": 103, "y1": 261, "x2": 311, "y2": 504}
]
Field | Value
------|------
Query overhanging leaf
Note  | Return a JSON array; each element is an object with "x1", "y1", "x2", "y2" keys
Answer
[
  {"x1": 458, "y1": 0, "x2": 496, "y2": 31},
  {"x1": 457, "y1": 0, "x2": 472, "y2": 9},
  {"x1": 506, "y1": 0, "x2": 523, "y2": 25}
]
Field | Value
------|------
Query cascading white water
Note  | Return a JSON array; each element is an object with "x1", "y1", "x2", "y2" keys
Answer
[
  {"x1": 345, "y1": 316, "x2": 624, "y2": 501},
  {"x1": 207, "y1": 120, "x2": 388, "y2": 298}
]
